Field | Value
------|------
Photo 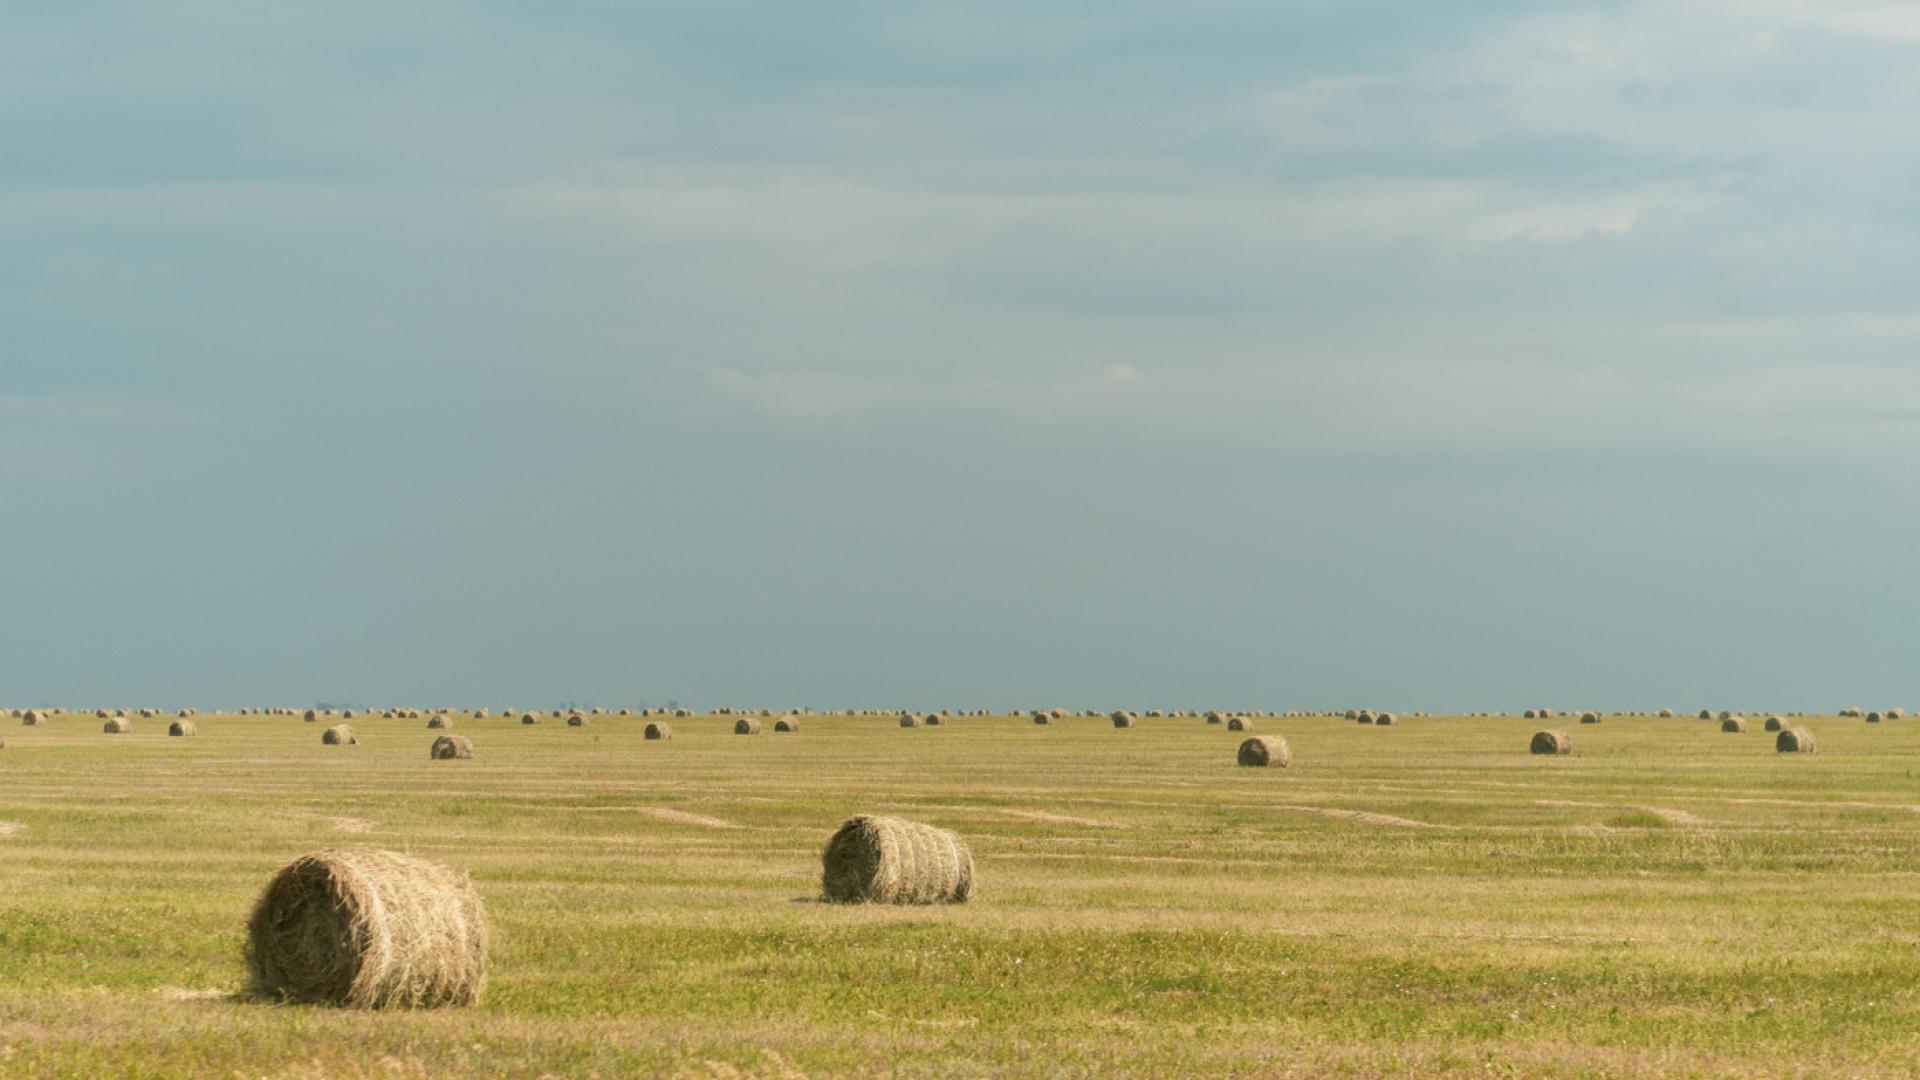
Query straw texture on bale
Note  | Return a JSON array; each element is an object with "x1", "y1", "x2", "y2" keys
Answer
[
  {"x1": 1765, "y1": 716, "x2": 1785, "y2": 731},
  {"x1": 1111, "y1": 712, "x2": 1135, "y2": 728},
  {"x1": 427, "y1": 716, "x2": 449, "y2": 729},
  {"x1": 1722, "y1": 716, "x2": 1748, "y2": 733},
  {"x1": 1374, "y1": 713, "x2": 1397, "y2": 726},
  {"x1": 774, "y1": 716, "x2": 799, "y2": 732},
  {"x1": 566, "y1": 715, "x2": 588, "y2": 727},
  {"x1": 520, "y1": 714, "x2": 539, "y2": 725},
  {"x1": 430, "y1": 735, "x2": 473, "y2": 760},
  {"x1": 1579, "y1": 711, "x2": 1601, "y2": 724},
  {"x1": 322, "y1": 725, "x2": 356, "y2": 746},
  {"x1": 305, "y1": 709, "x2": 319, "y2": 722},
  {"x1": 103, "y1": 717, "x2": 130, "y2": 734},
  {"x1": 1777, "y1": 727, "x2": 1816, "y2": 753},
  {"x1": 1236, "y1": 735, "x2": 1290, "y2": 767},
  {"x1": 168, "y1": 720, "x2": 197, "y2": 737},
  {"x1": 1530, "y1": 730, "x2": 1572, "y2": 755},
  {"x1": 1206, "y1": 711, "x2": 1226, "y2": 724},
  {"x1": 899, "y1": 714, "x2": 921, "y2": 727},
  {"x1": 22, "y1": 710, "x2": 45, "y2": 726},
  {"x1": 1032, "y1": 713, "x2": 1050, "y2": 725},
  {"x1": 924, "y1": 714, "x2": 943, "y2": 726},
  {"x1": 1891, "y1": 708, "x2": 1907, "y2": 719},
  {"x1": 734, "y1": 718, "x2": 762, "y2": 735},
  {"x1": 820, "y1": 815, "x2": 974, "y2": 905},
  {"x1": 643, "y1": 722, "x2": 672, "y2": 739},
  {"x1": 1227, "y1": 716, "x2": 1253, "y2": 732},
  {"x1": 1867, "y1": 711, "x2": 1883, "y2": 723},
  {"x1": 245, "y1": 848, "x2": 487, "y2": 1008}
]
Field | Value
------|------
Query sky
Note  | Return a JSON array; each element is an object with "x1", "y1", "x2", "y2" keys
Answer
[{"x1": 4, "y1": 0, "x2": 1920, "y2": 713}]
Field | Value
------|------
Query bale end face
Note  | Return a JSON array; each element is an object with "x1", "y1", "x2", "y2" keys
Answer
[
  {"x1": 1374, "y1": 713, "x2": 1397, "y2": 726},
  {"x1": 427, "y1": 716, "x2": 449, "y2": 729},
  {"x1": 1227, "y1": 716, "x2": 1252, "y2": 732},
  {"x1": 924, "y1": 714, "x2": 943, "y2": 726},
  {"x1": 322, "y1": 725, "x2": 356, "y2": 746},
  {"x1": 1236, "y1": 735, "x2": 1290, "y2": 767},
  {"x1": 1721, "y1": 717, "x2": 1748, "y2": 733},
  {"x1": 1580, "y1": 711, "x2": 1601, "y2": 724},
  {"x1": 520, "y1": 714, "x2": 539, "y2": 725},
  {"x1": 1867, "y1": 711, "x2": 1883, "y2": 723},
  {"x1": 1111, "y1": 713, "x2": 1135, "y2": 728},
  {"x1": 430, "y1": 735, "x2": 473, "y2": 760},
  {"x1": 1032, "y1": 714, "x2": 1050, "y2": 725},
  {"x1": 245, "y1": 848, "x2": 487, "y2": 1008},
  {"x1": 1777, "y1": 727, "x2": 1816, "y2": 753},
  {"x1": 644, "y1": 722, "x2": 672, "y2": 740},
  {"x1": 734, "y1": 718, "x2": 762, "y2": 735},
  {"x1": 168, "y1": 720, "x2": 197, "y2": 737},
  {"x1": 820, "y1": 815, "x2": 974, "y2": 905},
  {"x1": 1530, "y1": 730, "x2": 1572, "y2": 755},
  {"x1": 774, "y1": 716, "x2": 799, "y2": 732},
  {"x1": 898, "y1": 714, "x2": 921, "y2": 727},
  {"x1": 103, "y1": 717, "x2": 131, "y2": 734}
]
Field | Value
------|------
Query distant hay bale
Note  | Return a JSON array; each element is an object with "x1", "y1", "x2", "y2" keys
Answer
[
  {"x1": 1777, "y1": 727, "x2": 1816, "y2": 754},
  {"x1": 820, "y1": 815, "x2": 974, "y2": 905},
  {"x1": 899, "y1": 714, "x2": 921, "y2": 728},
  {"x1": 427, "y1": 715, "x2": 449, "y2": 730},
  {"x1": 1765, "y1": 716, "x2": 1785, "y2": 731},
  {"x1": 1698, "y1": 709, "x2": 1713, "y2": 720},
  {"x1": 735, "y1": 718, "x2": 762, "y2": 735},
  {"x1": 644, "y1": 722, "x2": 672, "y2": 740},
  {"x1": 1343, "y1": 709, "x2": 1359, "y2": 720},
  {"x1": 1523, "y1": 709, "x2": 1537, "y2": 719},
  {"x1": 472, "y1": 709, "x2": 489, "y2": 718},
  {"x1": 1375, "y1": 712, "x2": 1397, "y2": 726},
  {"x1": 304, "y1": 709, "x2": 319, "y2": 723},
  {"x1": 1580, "y1": 711, "x2": 1601, "y2": 724},
  {"x1": 430, "y1": 735, "x2": 473, "y2": 760},
  {"x1": 1721, "y1": 716, "x2": 1748, "y2": 733},
  {"x1": 774, "y1": 715, "x2": 799, "y2": 732},
  {"x1": 1236, "y1": 735, "x2": 1290, "y2": 767},
  {"x1": 21, "y1": 710, "x2": 45, "y2": 726},
  {"x1": 520, "y1": 714, "x2": 539, "y2": 725},
  {"x1": 1206, "y1": 711, "x2": 1226, "y2": 724},
  {"x1": 1867, "y1": 711, "x2": 1883, "y2": 723},
  {"x1": 566, "y1": 715, "x2": 588, "y2": 727},
  {"x1": 1891, "y1": 708, "x2": 1906, "y2": 719},
  {"x1": 103, "y1": 717, "x2": 130, "y2": 734},
  {"x1": 1659, "y1": 708, "x2": 1675, "y2": 717},
  {"x1": 1356, "y1": 710, "x2": 1374, "y2": 725},
  {"x1": 674, "y1": 708, "x2": 691, "y2": 718},
  {"x1": 1530, "y1": 730, "x2": 1571, "y2": 755},
  {"x1": 168, "y1": 720, "x2": 197, "y2": 737},
  {"x1": 322, "y1": 725, "x2": 356, "y2": 746},
  {"x1": 245, "y1": 848, "x2": 486, "y2": 1008},
  {"x1": 1050, "y1": 709, "x2": 1068, "y2": 719},
  {"x1": 1032, "y1": 712, "x2": 1050, "y2": 725},
  {"x1": 1111, "y1": 712, "x2": 1135, "y2": 728},
  {"x1": 924, "y1": 714, "x2": 944, "y2": 726},
  {"x1": 1227, "y1": 716, "x2": 1253, "y2": 732}
]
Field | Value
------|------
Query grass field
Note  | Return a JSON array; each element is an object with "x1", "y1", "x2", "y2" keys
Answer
[{"x1": 3, "y1": 708, "x2": 1919, "y2": 1078}]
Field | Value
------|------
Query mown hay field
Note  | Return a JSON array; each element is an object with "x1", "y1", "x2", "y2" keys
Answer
[{"x1": 2, "y1": 709, "x2": 1919, "y2": 1078}]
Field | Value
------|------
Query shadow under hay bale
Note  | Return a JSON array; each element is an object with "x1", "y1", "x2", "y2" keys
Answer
[
  {"x1": 774, "y1": 715, "x2": 799, "y2": 732},
  {"x1": 427, "y1": 716, "x2": 449, "y2": 730},
  {"x1": 245, "y1": 848, "x2": 486, "y2": 1008},
  {"x1": 735, "y1": 718, "x2": 762, "y2": 735},
  {"x1": 1765, "y1": 716, "x2": 1785, "y2": 731},
  {"x1": 1777, "y1": 727, "x2": 1816, "y2": 753},
  {"x1": 168, "y1": 720, "x2": 197, "y2": 737},
  {"x1": 820, "y1": 815, "x2": 974, "y2": 905},
  {"x1": 644, "y1": 722, "x2": 672, "y2": 740},
  {"x1": 1722, "y1": 716, "x2": 1748, "y2": 732},
  {"x1": 322, "y1": 725, "x2": 356, "y2": 746},
  {"x1": 103, "y1": 717, "x2": 130, "y2": 734},
  {"x1": 1236, "y1": 735, "x2": 1289, "y2": 767},
  {"x1": 430, "y1": 735, "x2": 473, "y2": 760},
  {"x1": 1227, "y1": 716, "x2": 1253, "y2": 732},
  {"x1": 1530, "y1": 730, "x2": 1572, "y2": 755}
]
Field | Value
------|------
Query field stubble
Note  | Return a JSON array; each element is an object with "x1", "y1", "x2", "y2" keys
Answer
[{"x1": 2, "y1": 711, "x2": 1919, "y2": 1077}]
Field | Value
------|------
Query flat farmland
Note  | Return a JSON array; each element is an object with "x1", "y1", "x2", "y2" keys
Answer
[{"x1": 3, "y1": 709, "x2": 1919, "y2": 1078}]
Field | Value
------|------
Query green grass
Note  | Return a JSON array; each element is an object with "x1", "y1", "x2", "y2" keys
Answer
[{"x1": 1, "y1": 708, "x2": 1918, "y2": 1077}]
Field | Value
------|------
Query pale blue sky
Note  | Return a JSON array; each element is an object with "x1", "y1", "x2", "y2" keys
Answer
[{"x1": 5, "y1": 1, "x2": 1920, "y2": 712}]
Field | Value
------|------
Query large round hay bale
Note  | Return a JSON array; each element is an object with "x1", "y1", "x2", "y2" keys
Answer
[
  {"x1": 1205, "y1": 711, "x2": 1226, "y2": 724},
  {"x1": 1374, "y1": 712, "x2": 1397, "y2": 726},
  {"x1": 1236, "y1": 735, "x2": 1290, "y2": 767},
  {"x1": 322, "y1": 725, "x2": 356, "y2": 746},
  {"x1": 735, "y1": 718, "x2": 762, "y2": 735},
  {"x1": 1522, "y1": 709, "x2": 1537, "y2": 719},
  {"x1": 1777, "y1": 727, "x2": 1816, "y2": 753},
  {"x1": 1765, "y1": 716, "x2": 1785, "y2": 731},
  {"x1": 427, "y1": 715, "x2": 450, "y2": 730},
  {"x1": 820, "y1": 815, "x2": 974, "y2": 905},
  {"x1": 1111, "y1": 712, "x2": 1135, "y2": 728},
  {"x1": 304, "y1": 709, "x2": 319, "y2": 723},
  {"x1": 430, "y1": 735, "x2": 473, "y2": 760},
  {"x1": 1356, "y1": 710, "x2": 1374, "y2": 725},
  {"x1": 1032, "y1": 712, "x2": 1050, "y2": 725},
  {"x1": 1697, "y1": 709, "x2": 1712, "y2": 720},
  {"x1": 21, "y1": 710, "x2": 45, "y2": 726},
  {"x1": 1867, "y1": 711, "x2": 1883, "y2": 723},
  {"x1": 898, "y1": 714, "x2": 920, "y2": 728},
  {"x1": 1530, "y1": 730, "x2": 1571, "y2": 755},
  {"x1": 774, "y1": 715, "x2": 799, "y2": 732},
  {"x1": 924, "y1": 713, "x2": 944, "y2": 726},
  {"x1": 674, "y1": 708, "x2": 691, "y2": 718},
  {"x1": 519, "y1": 714, "x2": 539, "y2": 725},
  {"x1": 644, "y1": 722, "x2": 672, "y2": 740},
  {"x1": 1580, "y1": 711, "x2": 1601, "y2": 724},
  {"x1": 1658, "y1": 708, "x2": 1675, "y2": 718},
  {"x1": 168, "y1": 720, "x2": 197, "y2": 737},
  {"x1": 1890, "y1": 708, "x2": 1906, "y2": 719},
  {"x1": 1227, "y1": 716, "x2": 1253, "y2": 732},
  {"x1": 1721, "y1": 716, "x2": 1747, "y2": 733},
  {"x1": 566, "y1": 715, "x2": 588, "y2": 727},
  {"x1": 245, "y1": 848, "x2": 486, "y2": 1007},
  {"x1": 103, "y1": 717, "x2": 130, "y2": 734}
]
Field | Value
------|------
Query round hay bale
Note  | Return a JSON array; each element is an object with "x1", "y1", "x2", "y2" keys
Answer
[
  {"x1": 1343, "y1": 709, "x2": 1359, "y2": 720},
  {"x1": 1374, "y1": 712, "x2": 1397, "y2": 726},
  {"x1": 103, "y1": 717, "x2": 130, "y2": 734},
  {"x1": 430, "y1": 735, "x2": 473, "y2": 760},
  {"x1": 1356, "y1": 710, "x2": 1374, "y2": 725},
  {"x1": 1530, "y1": 730, "x2": 1571, "y2": 755},
  {"x1": 924, "y1": 714, "x2": 943, "y2": 726},
  {"x1": 644, "y1": 722, "x2": 672, "y2": 740},
  {"x1": 1236, "y1": 735, "x2": 1290, "y2": 767},
  {"x1": 566, "y1": 715, "x2": 588, "y2": 727},
  {"x1": 1205, "y1": 711, "x2": 1226, "y2": 724},
  {"x1": 820, "y1": 815, "x2": 974, "y2": 905},
  {"x1": 304, "y1": 709, "x2": 319, "y2": 723},
  {"x1": 322, "y1": 725, "x2": 356, "y2": 746},
  {"x1": 1698, "y1": 709, "x2": 1713, "y2": 720},
  {"x1": 1777, "y1": 726, "x2": 1816, "y2": 753},
  {"x1": 519, "y1": 714, "x2": 539, "y2": 725},
  {"x1": 1111, "y1": 712, "x2": 1135, "y2": 728},
  {"x1": 245, "y1": 848, "x2": 486, "y2": 1007},
  {"x1": 1523, "y1": 709, "x2": 1537, "y2": 719},
  {"x1": 1765, "y1": 716, "x2": 1785, "y2": 731},
  {"x1": 427, "y1": 715, "x2": 449, "y2": 730},
  {"x1": 1890, "y1": 708, "x2": 1906, "y2": 719},
  {"x1": 1580, "y1": 711, "x2": 1601, "y2": 724},
  {"x1": 899, "y1": 714, "x2": 920, "y2": 727},
  {"x1": 674, "y1": 708, "x2": 691, "y2": 718},
  {"x1": 1032, "y1": 712, "x2": 1050, "y2": 725},
  {"x1": 1867, "y1": 710, "x2": 1883, "y2": 723},
  {"x1": 1721, "y1": 716, "x2": 1748, "y2": 733},
  {"x1": 1658, "y1": 708, "x2": 1675, "y2": 717},
  {"x1": 1227, "y1": 716, "x2": 1253, "y2": 732},
  {"x1": 21, "y1": 710, "x2": 45, "y2": 726},
  {"x1": 774, "y1": 715, "x2": 799, "y2": 732},
  {"x1": 735, "y1": 717, "x2": 762, "y2": 735},
  {"x1": 168, "y1": 719, "x2": 197, "y2": 737}
]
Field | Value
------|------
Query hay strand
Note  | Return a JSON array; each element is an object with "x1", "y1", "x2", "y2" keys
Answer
[{"x1": 820, "y1": 815, "x2": 974, "y2": 905}]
